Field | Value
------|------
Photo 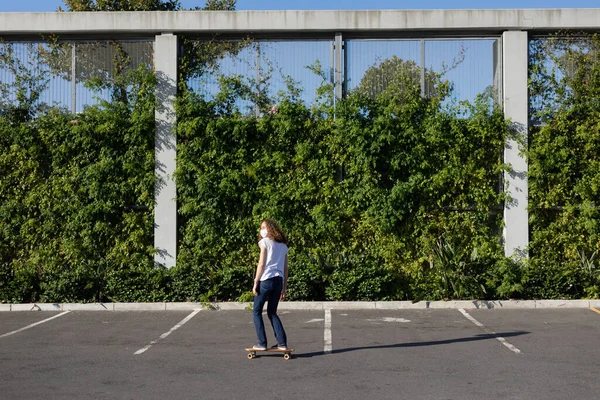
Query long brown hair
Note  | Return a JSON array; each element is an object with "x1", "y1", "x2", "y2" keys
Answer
[{"x1": 259, "y1": 219, "x2": 289, "y2": 245}]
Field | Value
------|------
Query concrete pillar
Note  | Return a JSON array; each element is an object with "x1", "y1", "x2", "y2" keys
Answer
[
  {"x1": 502, "y1": 31, "x2": 529, "y2": 258},
  {"x1": 154, "y1": 33, "x2": 178, "y2": 268},
  {"x1": 334, "y1": 32, "x2": 343, "y2": 102}
]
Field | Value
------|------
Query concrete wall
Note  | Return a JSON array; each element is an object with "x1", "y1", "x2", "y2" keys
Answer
[
  {"x1": 1, "y1": 9, "x2": 600, "y2": 36},
  {"x1": 2, "y1": 9, "x2": 598, "y2": 264}
]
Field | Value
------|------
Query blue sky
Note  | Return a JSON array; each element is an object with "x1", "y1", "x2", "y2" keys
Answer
[{"x1": 1, "y1": 0, "x2": 599, "y2": 12}]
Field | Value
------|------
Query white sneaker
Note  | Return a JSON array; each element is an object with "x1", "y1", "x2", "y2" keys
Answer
[
  {"x1": 277, "y1": 345, "x2": 288, "y2": 350},
  {"x1": 252, "y1": 344, "x2": 267, "y2": 351}
]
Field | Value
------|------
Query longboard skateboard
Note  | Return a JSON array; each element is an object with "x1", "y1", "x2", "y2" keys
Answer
[{"x1": 245, "y1": 347, "x2": 294, "y2": 360}]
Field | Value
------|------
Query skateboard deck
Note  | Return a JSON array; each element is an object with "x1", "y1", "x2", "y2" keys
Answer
[{"x1": 245, "y1": 347, "x2": 294, "y2": 360}]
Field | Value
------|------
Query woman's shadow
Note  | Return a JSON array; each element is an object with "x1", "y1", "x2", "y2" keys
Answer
[{"x1": 293, "y1": 331, "x2": 529, "y2": 358}]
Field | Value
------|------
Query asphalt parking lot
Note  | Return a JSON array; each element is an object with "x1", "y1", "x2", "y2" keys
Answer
[{"x1": 1, "y1": 307, "x2": 600, "y2": 400}]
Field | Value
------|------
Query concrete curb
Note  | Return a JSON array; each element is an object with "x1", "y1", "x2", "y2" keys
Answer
[
  {"x1": 63, "y1": 303, "x2": 113, "y2": 311},
  {"x1": 1, "y1": 300, "x2": 598, "y2": 311},
  {"x1": 113, "y1": 303, "x2": 165, "y2": 311},
  {"x1": 10, "y1": 303, "x2": 63, "y2": 312}
]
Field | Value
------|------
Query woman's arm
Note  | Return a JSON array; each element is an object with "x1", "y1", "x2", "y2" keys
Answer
[
  {"x1": 253, "y1": 246, "x2": 267, "y2": 296},
  {"x1": 281, "y1": 254, "x2": 288, "y2": 300}
]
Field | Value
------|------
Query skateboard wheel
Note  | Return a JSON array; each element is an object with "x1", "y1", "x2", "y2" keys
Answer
[
  {"x1": 247, "y1": 353, "x2": 254, "y2": 359},
  {"x1": 283, "y1": 353, "x2": 290, "y2": 360}
]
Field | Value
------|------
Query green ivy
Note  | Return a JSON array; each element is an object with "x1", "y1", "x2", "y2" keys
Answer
[
  {"x1": 0, "y1": 63, "x2": 157, "y2": 303},
  {"x1": 7, "y1": 33, "x2": 600, "y2": 302},
  {"x1": 174, "y1": 63, "x2": 513, "y2": 301},
  {"x1": 528, "y1": 33, "x2": 600, "y2": 299}
]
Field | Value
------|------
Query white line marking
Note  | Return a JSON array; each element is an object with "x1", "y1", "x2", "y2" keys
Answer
[
  {"x1": 0, "y1": 311, "x2": 71, "y2": 339},
  {"x1": 458, "y1": 308, "x2": 521, "y2": 354},
  {"x1": 134, "y1": 309, "x2": 201, "y2": 355},
  {"x1": 324, "y1": 309, "x2": 332, "y2": 354},
  {"x1": 367, "y1": 317, "x2": 411, "y2": 323},
  {"x1": 306, "y1": 318, "x2": 325, "y2": 323}
]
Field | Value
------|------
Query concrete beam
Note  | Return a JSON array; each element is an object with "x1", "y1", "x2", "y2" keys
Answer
[
  {"x1": 1, "y1": 9, "x2": 600, "y2": 37},
  {"x1": 154, "y1": 33, "x2": 178, "y2": 268},
  {"x1": 502, "y1": 31, "x2": 529, "y2": 258}
]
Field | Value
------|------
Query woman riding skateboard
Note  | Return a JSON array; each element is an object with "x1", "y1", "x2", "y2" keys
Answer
[{"x1": 252, "y1": 219, "x2": 289, "y2": 351}]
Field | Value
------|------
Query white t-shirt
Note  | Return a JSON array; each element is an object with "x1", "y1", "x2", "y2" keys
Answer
[{"x1": 258, "y1": 237, "x2": 288, "y2": 281}]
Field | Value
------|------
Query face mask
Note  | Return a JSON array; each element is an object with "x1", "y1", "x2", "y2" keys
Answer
[{"x1": 260, "y1": 229, "x2": 268, "y2": 238}]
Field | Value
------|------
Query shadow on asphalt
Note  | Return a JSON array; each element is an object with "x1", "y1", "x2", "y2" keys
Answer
[{"x1": 293, "y1": 331, "x2": 530, "y2": 359}]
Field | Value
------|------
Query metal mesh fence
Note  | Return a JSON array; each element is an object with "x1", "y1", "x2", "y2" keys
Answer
[
  {"x1": 0, "y1": 40, "x2": 153, "y2": 114},
  {"x1": 346, "y1": 38, "x2": 500, "y2": 105},
  {"x1": 424, "y1": 39, "x2": 500, "y2": 104},
  {"x1": 75, "y1": 41, "x2": 153, "y2": 112},
  {"x1": 186, "y1": 39, "x2": 334, "y2": 114},
  {"x1": 185, "y1": 36, "x2": 500, "y2": 111},
  {"x1": 528, "y1": 36, "x2": 596, "y2": 125},
  {"x1": 0, "y1": 42, "x2": 71, "y2": 112},
  {"x1": 346, "y1": 39, "x2": 422, "y2": 97},
  {"x1": 1, "y1": 36, "x2": 500, "y2": 115}
]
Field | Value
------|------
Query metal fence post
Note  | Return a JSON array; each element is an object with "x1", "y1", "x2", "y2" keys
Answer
[
  {"x1": 71, "y1": 42, "x2": 76, "y2": 114},
  {"x1": 420, "y1": 39, "x2": 426, "y2": 97},
  {"x1": 335, "y1": 32, "x2": 343, "y2": 103}
]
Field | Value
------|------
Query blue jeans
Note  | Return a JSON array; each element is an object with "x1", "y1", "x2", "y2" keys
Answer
[{"x1": 253, "y1": 277, "x2": 287, "y2": 347}]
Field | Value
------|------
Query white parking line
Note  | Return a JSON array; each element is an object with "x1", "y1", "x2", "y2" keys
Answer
[
  {"x1": 134, "y1": 309, "x2": 201, "y2": 355},
  {"x1": 367, "y1": 317, "x2": 411, "y2": 323},
  {"x1": 0, "y1": 311, "x2": 71, "y2": 339},
  {"x1": 458, "y1": 308, "x2": 522, "y2": 354},
  {"x1": 324, "y1": 309, "x2": 332, "y2": 354}
]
